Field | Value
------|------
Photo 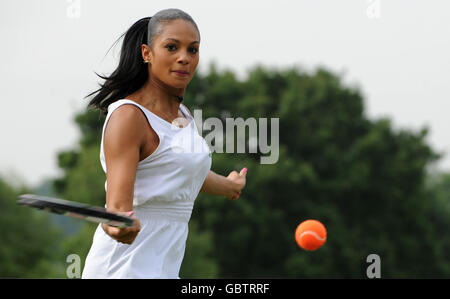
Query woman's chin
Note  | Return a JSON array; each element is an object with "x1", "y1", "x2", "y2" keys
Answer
[{"x1": 169, "y1": 80, "x2": 190, "y2": 90}]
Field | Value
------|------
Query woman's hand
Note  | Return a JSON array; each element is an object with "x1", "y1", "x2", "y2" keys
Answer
[
  {"x1": 102, "y1": 211, "x2": 141, "y2": 244},
  {"x1": 226, "y1": 167, "x2": 247, "y2": 200}
]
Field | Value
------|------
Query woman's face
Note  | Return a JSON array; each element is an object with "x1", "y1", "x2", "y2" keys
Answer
[{"x1": 144, "y1": 19, "x2": 200, "y2": 89}]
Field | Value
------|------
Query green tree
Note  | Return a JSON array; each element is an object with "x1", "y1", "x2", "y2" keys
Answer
[
  {"x1": 189, "y1": 65, "x2": 448, "y2": 278},
  {"x1": 0, "y1": 176, "x2": 64, "y2": 278}
]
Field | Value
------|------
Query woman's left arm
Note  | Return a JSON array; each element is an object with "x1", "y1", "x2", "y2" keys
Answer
[{"x1": 200, "y1": 168, "x2": 247, "y2": 200}]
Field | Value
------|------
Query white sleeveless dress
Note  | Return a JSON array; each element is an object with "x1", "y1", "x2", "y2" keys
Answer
[{"x1": 82, "y1": 99, "x2": 212, "y2": 278}]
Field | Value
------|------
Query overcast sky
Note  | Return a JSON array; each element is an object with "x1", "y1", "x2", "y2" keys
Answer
[{"x1": 1, "y1": 0, "x2": 449, "y2": 187}]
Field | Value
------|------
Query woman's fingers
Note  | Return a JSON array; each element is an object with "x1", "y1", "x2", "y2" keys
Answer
[
  {"x1": 114, "y1": 227, "x2": 140, "y2": 244},
  {"x1": 230, "y1": 190, "x2": 241, "y2": 200},
  {"x1": 102, "y1": 211, "x2": 141, "y2": 244}
]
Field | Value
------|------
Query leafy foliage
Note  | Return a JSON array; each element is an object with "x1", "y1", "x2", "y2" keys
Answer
[{"x1": 0, "y1": 177, "x2": 64, "y2": 277}]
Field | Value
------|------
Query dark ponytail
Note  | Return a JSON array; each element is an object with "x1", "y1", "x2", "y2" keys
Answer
[{"x1": 85, "y1": 17, "x2": 151, "y2": 115}]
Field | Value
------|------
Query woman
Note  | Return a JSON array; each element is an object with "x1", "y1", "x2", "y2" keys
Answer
[{"x1": 81, "y1": 8, "x2": 247, "y2": 278}]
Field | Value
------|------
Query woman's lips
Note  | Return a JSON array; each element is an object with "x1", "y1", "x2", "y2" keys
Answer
[{"x1": 173, "y1": 70, "x2": 189, "y2": 77}]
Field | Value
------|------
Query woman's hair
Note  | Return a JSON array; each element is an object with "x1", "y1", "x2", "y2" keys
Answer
[{"x1": 85, "y1": 8, "x2": 199, "y2": 115}]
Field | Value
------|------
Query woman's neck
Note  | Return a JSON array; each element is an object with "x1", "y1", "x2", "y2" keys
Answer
[{"x1": 129, "y1": 77, "x2": 186, "y2": 123}]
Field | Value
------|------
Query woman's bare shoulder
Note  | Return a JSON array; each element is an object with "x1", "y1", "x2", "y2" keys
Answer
[{"x1": 105, "y1": 104, "x2": 148, "y2": 147}]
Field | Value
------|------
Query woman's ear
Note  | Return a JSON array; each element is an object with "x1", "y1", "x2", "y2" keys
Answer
[{"x1": 142, "y1": 44, "x2": 152, "y2": 64}]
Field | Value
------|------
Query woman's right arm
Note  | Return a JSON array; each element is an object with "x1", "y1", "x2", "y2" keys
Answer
[{"x1": 102, "y1": 105, "x2": 145, "y2": 244}]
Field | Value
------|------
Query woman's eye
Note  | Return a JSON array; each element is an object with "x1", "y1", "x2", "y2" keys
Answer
[
  {"x1": 166, "y1": 44, "x2": 177, "y2": 51},
  {"x1": 189, "y1": 47, "x2": 198, "y2": 54}
]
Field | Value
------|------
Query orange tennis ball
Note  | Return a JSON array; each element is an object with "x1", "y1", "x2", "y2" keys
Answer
[{"x1": 295, "y1": 219, "x2": 327, "y2": 251}]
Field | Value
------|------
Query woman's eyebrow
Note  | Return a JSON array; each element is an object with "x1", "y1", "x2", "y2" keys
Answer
[{"x1": 164, "y1": 38, "x2": 200, "y2": 45}]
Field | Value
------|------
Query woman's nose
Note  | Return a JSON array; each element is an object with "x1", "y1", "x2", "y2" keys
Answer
[{"x1": 177, "y1": 50, "x2": 190, "y2": 65}]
